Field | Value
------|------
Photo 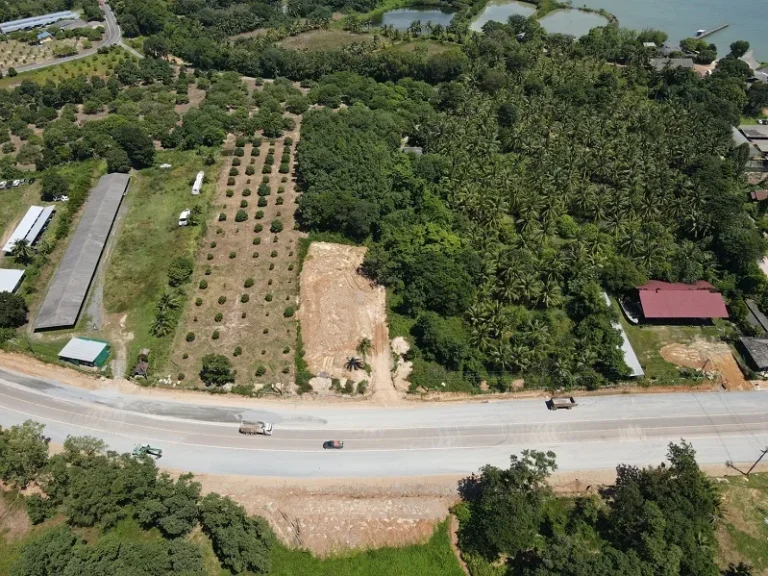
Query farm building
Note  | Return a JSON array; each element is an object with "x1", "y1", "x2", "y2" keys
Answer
[
  {"x1": 192, "y1": 171, "x2": 204, "y2": 195},
  {"x1": 35, "y1": 173, "x2": 130, "y2": 331},
  {"x1": 58, "y1": 337, "x2": 110, "y2": 367},
  {"x1": 0, "y1": 11, "x2": 78, "y2": 33},
  {"x1": 636, "y1": 280, "x2": 728, "y2": 322},
  {"x1": 36, "y1": 31, "x2": 53, "y2": 43},
  {"x1": 0, "y1": 269, "x2": 24, "y2": 293},
  {"x1": 744, "y1": 299, "x2": 768, "y2": 334},
  {"x1": 601, "y1": 292, "x2": 644, "y2": 377},
  {"x1": 2, "y1": 206, "x2": 55, "y2": 254},
  {"x1": 737, "y1": 337, "x2": 768, "y2": 372}
]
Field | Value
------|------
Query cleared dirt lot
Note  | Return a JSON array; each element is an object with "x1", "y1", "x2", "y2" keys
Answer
[
  {"x1": 192, "y1": 473, "x2": 459, "y2": 555},
  {"x1": 660, "y1": 339, "x2": 752, "y2": 390},
  {"x1": 298, "y1": 242, "x2": 397, "y2": 400}
]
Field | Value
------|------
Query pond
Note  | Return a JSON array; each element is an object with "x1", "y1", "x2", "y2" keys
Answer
[
  {"x1": 538, "y1": 9, "x2": 609, "y2": 36},
  {"x1": 373, "y1": 7, "x2": 456, "y2": 31},
  {"x1": 470, "y1": 0, "x2": 536, "y2": 32}
]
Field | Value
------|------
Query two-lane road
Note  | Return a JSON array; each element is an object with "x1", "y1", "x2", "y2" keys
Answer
[{"x1": 0, "y1": 368, "x2": 767, "y2": 477}]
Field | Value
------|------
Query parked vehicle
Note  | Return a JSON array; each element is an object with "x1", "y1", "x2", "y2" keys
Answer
[
  {"x1": 178, "y1": 209, "x2": 191, "y2": 226},
  {"x1": 758, "y1": 119, "x2": 768, "y2": 125},
  {"x1": 0, "y1": 181, "x2": 6, "y2": 189},
  {"x1": 11, "y1": 179, "x2": 21, "y2": 187},
  {"x1": 53, "y1": 195, "x2": 69, "y2": 202},
  {"x1": 323, "y1": 440, "x2": 344, "y2": 449},
  {"x1": 547, "y1": 397, "x2": 577, "y2": 410},
  {"x1": 239, "y1": 421, "x2": 273, "y2": 436},
  {"x1": 132, "y1": 444, "x2": 163, "y2": 457}
]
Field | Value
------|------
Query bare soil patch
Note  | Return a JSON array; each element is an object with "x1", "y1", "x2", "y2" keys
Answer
[
  {"x1": 0, "y1": 491, "x2": 30, "y2": 543},
  {"x1": 278, "y1": 30, "x2": 370, "y2": 51},
  {"x1": 660, "y1": 339, "x2": 751, "y2": 390},
  {"x1": 174, "y1": 85, "x2": 206, "y2": 116},
  {"x1": 298, "y1": 242, "x2": 399, "y2": 401},
  {"x1": 190, "y1": 473, "x2": 460, "y2": 555}
]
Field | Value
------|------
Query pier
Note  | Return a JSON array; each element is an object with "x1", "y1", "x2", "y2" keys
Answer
[{"x1": 696, "y1": 23, "x2": 729, "y2": 39}]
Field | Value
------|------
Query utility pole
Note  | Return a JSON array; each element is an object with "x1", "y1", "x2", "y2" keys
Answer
[{"x1": 726, "y1": 447, "x2": 768, "y2": 478}]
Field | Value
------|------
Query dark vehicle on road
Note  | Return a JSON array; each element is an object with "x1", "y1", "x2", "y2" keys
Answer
[
  {"x1": 323, "y1": 440, "x2": 344, "y2": 449},
  {"x1": 547, "y1": 396, "x2": 577, "y2": 410},
  {"x1": 132, "y1": 444, "x2": 163, "y2": 458}
]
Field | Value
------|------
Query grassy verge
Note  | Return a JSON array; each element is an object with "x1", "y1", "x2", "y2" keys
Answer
[
  {"x1": 102, "y1": 150, "x2": 221, "y2": 375},
  {"x1": 716, "y1": 472, "x2": 768, "y2": 573},
  {"x1": 270, "y1": 521, "x2": 464, "y2": 576}
]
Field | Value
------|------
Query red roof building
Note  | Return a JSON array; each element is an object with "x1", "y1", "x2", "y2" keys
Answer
[{"x1": 637, "y1": 280, "x2": 728, "y2": 320}]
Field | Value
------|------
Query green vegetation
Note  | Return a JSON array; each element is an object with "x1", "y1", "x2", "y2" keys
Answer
[
  {"x1": 457, "y1": 442, "x2": 727, "y2": 576},
  {"x1": 290, "y1": 19, "x2": 765, "y2": 394},
  {"x1": 717, "y1": 473, "x2": 768, "y2": 573},
  {"x1": 270, "y1": 522, "x2": 464, "y2": 576},
  {"x1": 104, "y1": 151, "x2": 218, "y2": 373}
]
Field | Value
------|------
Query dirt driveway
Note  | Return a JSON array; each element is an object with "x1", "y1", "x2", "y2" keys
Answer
[{"x1": 299, "y1": 242, "x2": 400, "y2": 403}]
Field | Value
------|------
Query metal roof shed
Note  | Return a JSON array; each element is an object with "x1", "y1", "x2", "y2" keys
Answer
[
  {"x1": 58, "y1": 337, "x2": 110, "y2": 367},
  {"x1": 3, "y1": 206, "x2": 43, "y2": 253},
  {"x1": 602, "y1": 292, "x2": 644, "y2": 377},
  {"x1": 0, "y1": 269, "x2": 24, "y2": 293},
  {"x1": 35, "y1": 173, "x2": 130, "y2": 331}
]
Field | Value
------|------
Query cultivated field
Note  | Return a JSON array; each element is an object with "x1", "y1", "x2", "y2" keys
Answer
[
  {"x1": 0, "y1": 37, "x2": 83, "y2": 70},
  {"x1": 171, "y1": 127, "x2": 303, "y2": 390},
  {"x1": 0, "y1": 51, "x2": 132, "y2": 89}
]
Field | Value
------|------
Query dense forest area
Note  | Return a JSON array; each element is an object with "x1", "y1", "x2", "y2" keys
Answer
[
  {"x1": 0, "y1": 421, "x2": 273, "y2": 575},
  {"x1": 455, "y1": 441, "x2": 749, "y2": 576},
  {"x1": 294, "y1": 19, "x2": 766, "y2": 392},
  {"x1": 0, "y1": 0, "x2": 102, "y2": 23}
]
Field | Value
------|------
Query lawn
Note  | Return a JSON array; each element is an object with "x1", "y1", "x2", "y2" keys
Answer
[
  {"x1": 716, "y1": 472, "x2": 768, "y2": 573},
  {"x1": 270, "y1": 522, "x2": 465, "y2": 576},
  {"x1": 102, "y1": 150, "x2": 222, "y2": 375}
]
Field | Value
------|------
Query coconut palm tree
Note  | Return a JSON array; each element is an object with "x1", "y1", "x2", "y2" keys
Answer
[
  {"x1": 344, "y1": 356, "x2": 364, "y2": 371},
  {"x1": 356, "y1": 337, "x2": 372, "y2": 361},
  {"x1": 11, "y1": 238, "x2": 34, "y2": 265},
  {"x1": 151, "y1": 312, "x2": 174, "y2": 337}
]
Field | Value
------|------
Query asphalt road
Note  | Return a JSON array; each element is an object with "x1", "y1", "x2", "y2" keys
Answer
[
  {"x1": 1, "y1": 368, "x2": 767, "y2": 477},
  {"x1": 15, "y1": 3, "x2": 123, "y2": 75}
]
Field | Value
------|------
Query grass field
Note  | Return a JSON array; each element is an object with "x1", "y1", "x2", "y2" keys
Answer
[
  {"x1": 102, "y1": 150, "x2": 222, "y2": 375},
  {"x1": 717, "y1": 472, "x2": 768, "y2": 573},
  {"x1": 270, "y1": 522, "x2": 464, "y2": 576}
]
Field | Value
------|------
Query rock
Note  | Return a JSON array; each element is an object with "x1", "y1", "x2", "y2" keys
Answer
[{"x1": 309, "y1": 376, "x2": 332, "y2": 393}]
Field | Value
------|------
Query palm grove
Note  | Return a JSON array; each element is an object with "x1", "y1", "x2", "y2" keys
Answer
[{"x1": 294, "y1": 20, "x2": 766, "y2": 392}]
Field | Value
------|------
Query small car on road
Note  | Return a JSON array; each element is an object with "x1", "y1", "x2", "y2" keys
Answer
[{"x1": 323, "y1": 440, "x2": 344, "y2": 449}]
